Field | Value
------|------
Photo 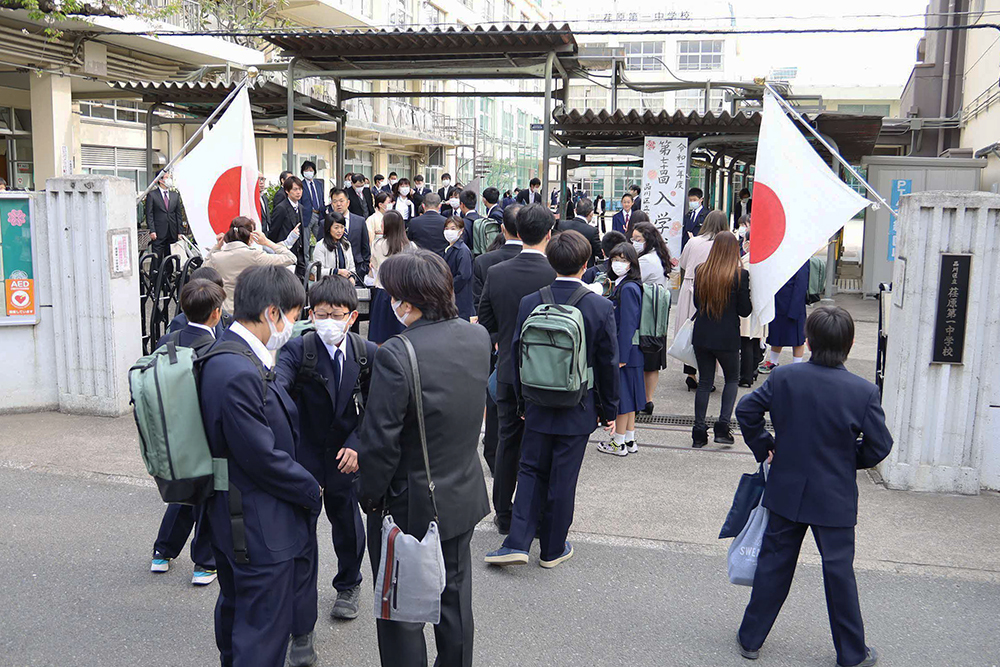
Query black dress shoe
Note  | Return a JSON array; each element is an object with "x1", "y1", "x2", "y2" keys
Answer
[
  {"x1": 642, "y1": 401, "x2": 654, "y2": 415},
  {"x1": 839, "y1": 646, "x2": 878, "y2": 667},
  {"x1": 685, "y1": 376, "x2": 698, "y2": 391},
  {"x1": 493, "y1": 515, "x2": 510, "y2": 535},
  {"x1": 736, "y1": 634, "x2": 759, "y2": 660}
]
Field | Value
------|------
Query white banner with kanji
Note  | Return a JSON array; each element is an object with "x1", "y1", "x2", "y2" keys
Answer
[{"x1": 642, "y1": 136, "x2": 688, "y2": 259}]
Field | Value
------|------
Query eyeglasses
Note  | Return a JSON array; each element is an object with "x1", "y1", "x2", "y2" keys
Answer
[{"x1": 312, "y1": 309, "x2": 352, "y2": 321}]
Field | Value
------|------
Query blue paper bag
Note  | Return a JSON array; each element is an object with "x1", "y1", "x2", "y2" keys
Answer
[{"x1": 718, "y1": 464, "x2": 766, "y2": 539}]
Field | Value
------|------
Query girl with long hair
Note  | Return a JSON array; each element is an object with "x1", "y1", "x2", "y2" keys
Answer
[
  {"x1": 312, "y1": 211, "x2": 356, "y2": 281},
  {"x1": 631, "y1": 220, "x2": 673, "y2": 413},
  {"x1": 690, "y1": 231, "x2": 752, "y2": 448},
  {"x1": 597, "y1": 243, "x2": 646, "y2": 457},
  {"x1": 367, "y1": 209, "x2": 412, "y2": 344},
  {"x1": 367, "y1": 190, "x2": 392, "y2": 245}
]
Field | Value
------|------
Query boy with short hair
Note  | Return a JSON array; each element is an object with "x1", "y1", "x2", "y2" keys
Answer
[{"x1": 275, "y1": 276, "x2": 377, "y2": 667}]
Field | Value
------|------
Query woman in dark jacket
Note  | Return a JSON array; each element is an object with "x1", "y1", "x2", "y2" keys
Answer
[
  {"x1": 357, "y1": 250, "x2": 491, "y2": 667},
  {"x1": 691, "y1": 231, "x2": 752, "y2": 448}
]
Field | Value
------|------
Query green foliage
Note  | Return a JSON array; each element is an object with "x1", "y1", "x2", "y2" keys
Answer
[
  {"x1": 5, "y1": 0, "x2": 179, "y2": 39},
  {"x1": 484, "y1": 157, "x2": 519, "y2": 195},
  {"x1": 265, "y1": 182, "x2": 280, "y2": 204}
]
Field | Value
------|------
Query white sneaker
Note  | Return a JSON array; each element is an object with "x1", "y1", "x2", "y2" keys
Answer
[
  {"x1": 191, "y1": 568, "x2": 218, "y2": 586},
  {"x1": 626, "y1": 440, "x2": 638, "y2": 454},
  {"x1": 597, "y1": 439, "x2": 628, "y2": 457},
  {"x1": 150, "y1": 553, "x2": 170, "y2": 573}
]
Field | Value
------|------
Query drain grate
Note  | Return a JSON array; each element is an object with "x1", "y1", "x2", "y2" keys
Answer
[{"x1": 636, "y1": 413, "x2": 773, "y2": 431}]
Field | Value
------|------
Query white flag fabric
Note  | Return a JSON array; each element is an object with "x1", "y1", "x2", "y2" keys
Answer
[
  {"x1": 748, "y1": 92, "x2": 869, "y2": 327},
  {"x1": 173, "y1": 86, "x2": 260, "y2": 250}
]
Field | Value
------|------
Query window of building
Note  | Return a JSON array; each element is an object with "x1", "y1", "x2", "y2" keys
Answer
[
  {"x1": 345, "y1": 149, "x2": 373, "y2": 179},
  {"x1": 677, "y1": 40, "x2": 723, "y2": 71},
  {"x1": 483, "y1": 0, "x2": 494, "y2": 21},
  {"x1": 568, "y1": 84, "x2": 607, "y2": 111},
  {"x1": 837, "y1": 103, "x2": 891, "y2": 116},
  {"x1": 674, "y1": 89, "x2": 725, "y2": 114},
  {"x1": 624, "y1": 41, "x2": 664, "y2": 71},
  {"x1": 80, "y1": 145, "x2": 149, "y2": 190},
  {"x1": 388, "y1": 153, "x2": 413, "y2": 180},
  {"x1": 79, "y1": 100, "x2": 147, "y2": 124},
  {"x1": 503, "y1": 0, "x2": 514, "y2": 23},
  {"x1": 391, "y1": 0, "x2": 412, "y2": 26},
  {"x1": 611, "y1": 166, "x2": 643, "y2": 209},
  {"x1": 422, "y1": 1, "x2": 444, "y2": 23},
  {"x1": 618, "y1": 90, "x2": 664, "y2": 112}
]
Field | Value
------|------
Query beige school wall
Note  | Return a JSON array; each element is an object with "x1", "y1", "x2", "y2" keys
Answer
[{"x1": 961, "y1": 4, "x2": 1000, "y2": 192}]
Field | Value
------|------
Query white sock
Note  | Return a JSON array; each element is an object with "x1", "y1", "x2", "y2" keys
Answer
[
  {"x1": 613, "y1": 432, "x2": 626, "y2": 446},
  {"x1": 769, "y1": 350, "x2": 781, "y2": 365},
  {"x1": 625, "y1": 430, "x2": 635, "y2": 442},
  {"x1": 792, "y1": 355, "x2": 805, "y2": 364}
]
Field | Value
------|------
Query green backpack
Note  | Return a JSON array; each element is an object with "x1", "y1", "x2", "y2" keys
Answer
[
  {"x1": 472, "y1": 216, "x2": 502, "y2": 255},
  {"x1": 518, "y1": 285, "x2": 593, "y2": 408},
  {"x1": 634, "y1": 283, "x2": 672, "y2": 353}
]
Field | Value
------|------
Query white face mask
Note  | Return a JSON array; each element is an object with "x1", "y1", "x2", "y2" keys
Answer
[
  {"x1": 399, "y1": 186, "x2": 410, "y2": 196},
  {"x1": 303, "y1": 171, "x2": 315, "y2": 180},
  {"x1": 632, "y1": 240, "x2": 645, "y2": 253},
  {"x1": 611, "y1": 261, "x2": 630, "y2": 278},
  {"x1": 265, "y1": 310, "x2": 294, "y2": 351},
  {"x1": 344, "y1": 179, "x2": 351, "y2": 188},
  {"x1": 391, "y1": 298, "x2": 410, "y2": 327},
  {"x1": 444, "y1": 229, "x2": 462, "y2": 244},
  {"x1": 448, "y1": 198, "x2": 460, "y2": 209},
  {"x1": 389, "y1": 179, "x2": 397, "y2": 186},
  {"x1": 314, "y1": 317, "x2": 350, "y2": 347},
  {"x1": 354, "y1": 185, "x2": 365, "y2": 194},
  {"x1": 442, "y1": 179, "x2": 451, "y2": 187},
  {"x1": 689, "y1": 199, "x2": 700, "y2": 208}
]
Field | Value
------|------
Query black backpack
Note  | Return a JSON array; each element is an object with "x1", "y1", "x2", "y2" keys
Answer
[{"x1": 291, "y1": 330, "x2": 372, "y2": 418}]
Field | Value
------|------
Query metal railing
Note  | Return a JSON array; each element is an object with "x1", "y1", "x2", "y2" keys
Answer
[{"x1": 145, "y1": 0, "x2": 201, "y2": 30}]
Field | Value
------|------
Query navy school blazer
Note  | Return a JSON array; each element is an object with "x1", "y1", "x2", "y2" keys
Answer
[
  {"x1": 199, "y1": 329, "x2": 322, "y2": 565},
  {"x1": 611, "y1": 279, "x2": 644, "y2": 367},
  {"x1": 445, "y1": 240, "x2": 475, "y2": 320},
  {"x1": 511, "y1": 279, "x2": 620, "y2": 435}
]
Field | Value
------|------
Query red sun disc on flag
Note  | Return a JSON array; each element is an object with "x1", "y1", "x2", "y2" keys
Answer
[
  {"x1": 748, "y1": 182, "x2": 785, "y2": 264},
  {"x1": 208, "y1": 166, "x2": 260, "y2": 235}
]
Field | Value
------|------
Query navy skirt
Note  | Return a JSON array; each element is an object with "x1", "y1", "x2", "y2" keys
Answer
[
  {"x1": 368, "y1": 287, "x2": 405, "y2": 344},
  {"x1": 617, "y1": 364, "x2": 647, "y2": 415},
  {"x1": 766, "y1": 316, "x2": 805, "y2": 347}
]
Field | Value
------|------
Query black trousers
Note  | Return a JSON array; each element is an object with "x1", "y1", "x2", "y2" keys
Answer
[
  {"x1": 483, "y1": 354, "x2": 499, "y2": 474},
  {"x1": 739, "y1": 512, "x2": 867, "y2": 667},
  {"x1": 693, "y1": 346, "x2": 740, "y2": 430},
  {"x1": 213, "y1": 547, "x2": 296, "y2": 667},
  {"x1": 493, "y1": 380, "x2": 524, "y2": 529},
  {"x1": 153, "y1": 502, "x2": 215, "y2": 568},
  {"x1": 740, "y1": 337, "x2": 763, "y2": 384},
  {"x1": 368, "y1": 522, "x2": 476, "y2": 667}
]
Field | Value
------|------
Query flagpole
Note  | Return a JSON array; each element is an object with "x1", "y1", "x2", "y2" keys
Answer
[
  {"x1": 763, "y1": 82, "x2": 896, "y2": 216},
  {"x1": 135, "y1": 72, "x2": 256, "y2": 203}
]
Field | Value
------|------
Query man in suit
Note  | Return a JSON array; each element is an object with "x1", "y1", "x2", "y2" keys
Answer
[
  {"x1": 329, "y1": 188, "x2": 372, "y2": 278},
  {"x1": 144, "y1": 172, "x2": 183, "y2": 268},
  {"x1": 477, "y1": 204, "x2": 557, "y2": 534},
  {"x1": 682, "y1": 187, "x2": 710, "y2": 251},
  {"x1": 735, "y1": 306, "x2": 891, "y2": 667},
  {"x1": 472, "y1": 204, "x2": 522, "y2": 474},
  {"x1": 437, "y1": 172, "x2": 452, "y2": 202},
  {"x1": 406, "y1": 193, "x2": 449, "y2": 256},
  {"x1": 357, "y1": 250, "x2": 491, "y2": 667},
  {"x1": 458, "y1": 189, "x2": 482, "y2": 252},
  {"x1": 372, "y1": 174, "x2": 385, "y2": 194},
  {"x1": 734, "y1": 187, "x2": 752, "y2": 229},
  {"x1": 516, "y1": 177, "x2": 543, "y2": 206},
  {"x1": 383, "y1": 172, "x2": 397, "y2": 193},
  {"x1": 555, "y1": 197, "x2": 601, "y2": 267},
  {"x1": 276, "y1": 277, "x2": 376, "y2": 667},
  {"x1": 629, "y1": 184, "x2": 642, "y2": 211},
  {"x1": 486, "y1": 230, "x2": 619, "y2": 568},
  {"x1": 272, "y1": 171, "x2": 292, "y2": 209},
  {"x1": 411, "y1": 174, "x2": 429, "y2": 212},
  {"x1": 150, "y1": 279, "x2": 225, "y2": 586},
  {"x1": 269, "y1": 176, "x2": 307, "y2": 276},
  {"x1": 200, "y1": 265, "x2": 323, "y2": 667},
  {"x1": 483, "y1": 187, "x2": 503, "y2": 224},
  {"x1": 299, "y1": 161, "x2": 325, "y2": 241},
  {"x1": 256, "y1": 174, "x2": 271, "y2": 237},
  {"x1": 347, "y1": 173, "x2": 372, "y2": 220},
  {"x1": 611, "y1": 193, "x2": 635, "y2": 235}
]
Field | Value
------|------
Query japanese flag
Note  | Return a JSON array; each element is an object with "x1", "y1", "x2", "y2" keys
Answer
[
  {"x1": 173, "y1": 86, "x2": 260, "y2": 250},
  {"x1": 748, "y1": 92, "x2": 869, "y2": 327}
]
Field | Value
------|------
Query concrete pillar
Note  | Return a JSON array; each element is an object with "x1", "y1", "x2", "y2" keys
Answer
[
  {"x1": 880, "y1": 191, "x2": 1000, "y2": 494},
  {"x1": 44, "y1": 176, "x2": 141, "y2": 416},
  {"x1": 29, "y1": 73, "x2": 74, "y2": 187}
]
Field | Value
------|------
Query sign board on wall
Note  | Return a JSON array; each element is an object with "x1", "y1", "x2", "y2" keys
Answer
[
  {"x1": 641, "y1": 136, "x2": 688, "y2": 259},
  {"x1": 0, "y1": 194, "x2": 39, "y2": 326},
  {"x1": 931, "y1": 253, "x2": 971, "y2": 364}
]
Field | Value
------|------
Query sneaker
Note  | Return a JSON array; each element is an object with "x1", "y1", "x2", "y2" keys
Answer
[
  {"x1": 288, "y1": 631, "x2": 318, "y2": 667},
  {"x1": 191, "y1": 567, "x2": 217, "y2": 586},
  {"x1": 596, "y1": 439, "x2": 628, "y2": 457},
  {"x1": 331, "y1": 584, "x2": 361, "y2": 620},
  {"x1": 539, "y1": 542, "x2": 574, "y2": 569},
  {"x1": 626, "y1": 440, "x2": 638, "y2": 454},
  {"x1": 484, "y1": 546, "x2": 529, "y2": 566},
  {"x1": 150, "y1": 551, "x2": 171, "y2": 573},
  {"x1": 758, "y1": 361, "x2": 778, "y2": 374},
  {"x1": 736, "y1": 633, "x2": 759, "y2": 660}
]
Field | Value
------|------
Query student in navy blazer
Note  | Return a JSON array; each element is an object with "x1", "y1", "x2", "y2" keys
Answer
[
  {"x1": 151, "y1": 279, "x2": 226, "y2": 585},
  {"x1": 485, "y1": 231, "x2": 619, "y2": 568},
  {"x1": 443, "y1": 216, "x2": 474, "y2": 320},
  {"x1": 735, "y1": 306, "x2": 892, "y2": 667},
  {"x1": 275, "y1": 277, "x2": 376, "y2": 665},
  {"x1": 611, "y1": 192, "x2": 636, "y2": 235},
  {"x1": 199, "y1": 266, "x2": 323, "y2": 667}
]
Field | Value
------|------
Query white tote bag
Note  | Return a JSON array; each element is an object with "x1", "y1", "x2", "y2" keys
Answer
[{"x1": 667, "y1": 315, "x2": 698, "y2": 368}]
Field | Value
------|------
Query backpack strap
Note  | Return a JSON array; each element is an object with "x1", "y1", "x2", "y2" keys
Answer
[
  {"x1": 540, "y1": 285, "x2": 555, "y2": 305},
  {"x1": 566, "y1": 285, "x2": 592, "y2": 308},
  {"x1": 347, "y1": 331, "x2": 373, "y2": 417},
  {"x1": 291, "y1": 332, "x2": 326, "y2": 399}
]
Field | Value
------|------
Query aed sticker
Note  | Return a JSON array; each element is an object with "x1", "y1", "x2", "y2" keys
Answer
[{"x1": 5, "y1": 278, "x2": 34, "y2": 316}]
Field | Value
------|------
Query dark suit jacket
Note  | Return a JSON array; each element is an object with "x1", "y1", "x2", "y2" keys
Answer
[
  {"x1": 611, "y1": 279, "x2": 644, "y2": 367},
  {"x1": 485, "y1": 204, "x2": 503, "y2": 223},
  {"x1": 357, "y1": 318, "x2": 491, "y2": 541},
  {"x1": 733, "y1": 198, "x2": 752, "y2": 229},
  {"x1": 275, "y1": 333, "x2": 377, "y2": 481},
  {"x1": 272, "y1": 187, "x2": 287, "y2": 210},
  {"x1": 445, "y1": 240, "x2": 474, "y2": 319},
  {"x1": 300, "y1": 178, "x2": 325, "y2": 218},
  {"x1": 477, "y1": 251, "x2": 556, "y2": 384},
  {"x1": 155, "y1": 323, "x2": 217, "y2": 353},
  {"x1": 692, "y1": 268, "x2": 752, "y2": 351},
  {"x1": 345, "y1": 212, "x2": 372, "y2": 277},
  {"x1": 556, "y1": 216, "x2": 602, "y2": 267},
  {"x1": 167, "y1": 312, "x2": 231, "y2": 337},
  {"x1": 258, "y1": 192, "x2": 271, "y2": 237},
  {"x1": 611, "y1": 209, "x2": 635, "y2": 236},
  {"x1": 774, "y1": 261, "x2": 810, "y2": 322},
  {"x1": 200, "y1": 330, "x2": 323, "y2": 565},
  {"x1": 682, "y1": 207, "x2": 710, "y2": 250},
  {"x1": 268, "y1": 199, "x2": 306, "y2": 275},
  {"x1": 516, "y1": 189, "x2": 543, "y2": 206},
  {"x1": 736, "y1": 362, "x2": 893, "y2": 527},
  {"x1": 406, "y1": 210, "x2": 448, "y2": 256},
  {"x1": 512, "y1": 279, "x2": 620, "y2": 434},
  {"x1": 144, "y1": 188, "x2": 182, "y2": 244},
  {"x1": 348, "y1": 187, "x2": 372, "y2": 219},
  {"x1": 633, "y1": 196, "x2": 642, "y2": 211},
  {"x1": 472, "y1": 241, "x2": 520, "y2": 312}
]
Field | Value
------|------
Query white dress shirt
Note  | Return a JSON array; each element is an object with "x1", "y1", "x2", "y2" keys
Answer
[
  {"x1": 230, "y1": 321, "x2": 275, "y2": 369},
  {"x1": 189, "y1": 322, "x2": 216, "y2": 338}
]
